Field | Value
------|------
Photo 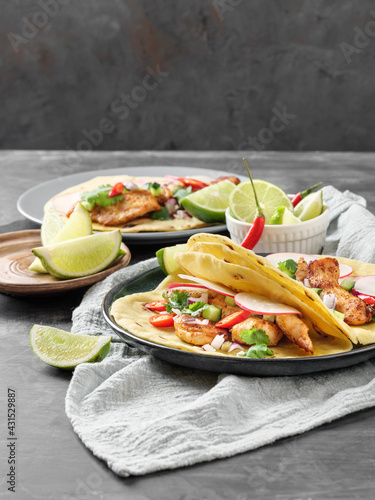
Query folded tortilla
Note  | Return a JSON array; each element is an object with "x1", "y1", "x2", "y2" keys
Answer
[
  {"x1": 110, "y1": 232, "x2": 369, "y2": 358},
  {"x1": 48, "y1": 175, "x2": 219, "y2": 233},
  {"x1": 175, "y1": 233, "x2": 375, "y2": 346}
]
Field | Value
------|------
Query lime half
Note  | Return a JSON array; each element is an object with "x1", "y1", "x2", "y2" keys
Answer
[
  {"x1": 181, "y1": 180, "x2": 237, "y2": 223},
  {"x1": 294, "y1": 190, "x2": 323, "y2": 222},
  {"x1": 30, "y1": 203, "x2": 93, "y2": 274},
  {"x1": 32, "y1": 230, "x2": 122, "y2": 279},
  {"x1": 229, "y1": 180, "x2": 293, "y2": 224},
  {"x1": 270, "y1": 206, "x2": 301, "y2": 225},
  {"x1": 30, "y1": 324, "x2": 111, "y2": 369},
  {"x1": 156, "y1": 243, "x2": 187, "y2": 275}
]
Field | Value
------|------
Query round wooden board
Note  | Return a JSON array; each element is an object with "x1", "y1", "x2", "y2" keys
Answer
[{"x1": 0, "y1": 230, "x2": 131, "y2": 296}]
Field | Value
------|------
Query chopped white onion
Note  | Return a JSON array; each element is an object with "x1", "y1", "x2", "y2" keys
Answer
[
  {"x1": 303, "y1": 278, "x2": 311, "y2": 288},
  {"x1": 202, "y1": 344, "x2": 216, "y2": 352},
  {"x1": 184, "y1": 318, "x2": 209, "y2": 325},
  {"x1": 125, "y1": 181, "x2": 139, "y2": 191},
  {"x1": 165, "y1": 198, "x2": 178, "y2": 214},
  {"x1": 210, "y1": 334, "x2": 226, "y2": 350},
  {"x1": 171, "y1": 308, "x2": 182, "y2": 316},
  {"x1": 228, "y1": 342, "x2": 244, "y2": 353},
  {"x1": 174, "y1": 210, "x2": 187, "y2": 219},
  {"x1": 322, "y1": 293, "x2": 337, "y2": 310}
]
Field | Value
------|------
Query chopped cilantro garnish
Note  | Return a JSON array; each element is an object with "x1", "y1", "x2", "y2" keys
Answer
[
  {"x1": 80, "y1": 185, "x2": 123, "y2": 208},
  {"x1": 244, "y1": 344, "x2": 275, "y2": 358},
  {"x1": 150, "y1": 207, "x2": 170, "y2": 220},
  {"x1": 240, "y1": 327, "x2": 274, "y2": 359},
  {"x1": 173, "y1": 186, "x2": 192, "y2": 205},
  {"x1": 162, "y1": 291, "x2": 209, "y2": 316},
  {"x1": 278, "y1": 259, "x2": 298, "y2": 279}
]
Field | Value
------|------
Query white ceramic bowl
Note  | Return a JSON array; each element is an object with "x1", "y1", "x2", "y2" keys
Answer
[{"x1": 225, "y1": 205, "x2": 330, "y2": 254}]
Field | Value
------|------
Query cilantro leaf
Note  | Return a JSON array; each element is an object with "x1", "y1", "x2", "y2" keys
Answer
[
  {"x1": 240, "y1": 328, "x2": 270, "y2": 346},
  {"x1": 244, "y1": 344, "x2": 274, "y2": 358},
  {"x1": 278, "y1": 259, "x2": 298, "y2": 279},
  {"x1": 163, "y1": 290, "x2": 190, "y2": 313},
  {"x1": 150, "y1": 207, "x2": 170, "y2": 220},
  {"x1": 173, "y1": 186, "x2": 192, "y2": 205},
  {"x1": 81, "y1": 185, "x2": 123, "y2": 208},
  {"x1": 187, "y1": 301, "x2": 209, "y2": 317},
  {"x1": 162, "y1": 292, "x2": 208, "y2": 316}
]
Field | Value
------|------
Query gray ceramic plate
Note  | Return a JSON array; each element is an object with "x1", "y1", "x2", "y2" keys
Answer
[
  {"x1": 17, "y1": 166, "x2": 245, "y2": 244},
  {"x1": 102, "y1": 267, "x2": 375, "y2": 376}
]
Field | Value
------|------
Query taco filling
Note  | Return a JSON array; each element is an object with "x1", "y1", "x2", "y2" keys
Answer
[{"x1": 48, "y1": 175, "x2": 240, "y2": 233}]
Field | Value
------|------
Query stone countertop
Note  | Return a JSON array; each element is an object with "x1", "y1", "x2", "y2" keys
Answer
[{"x1": 1, "y1": 150, "x2": 375, "y2": 499}]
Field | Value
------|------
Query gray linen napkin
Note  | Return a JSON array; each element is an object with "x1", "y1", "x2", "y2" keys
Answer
[{"x1": 65, "y1": 186, "x2": 375, "y2": 477}]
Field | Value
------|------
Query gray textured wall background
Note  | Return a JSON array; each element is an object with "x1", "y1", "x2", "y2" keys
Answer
[{"x1": 1, "y1": 0, "x2": 375, "y2": 152}]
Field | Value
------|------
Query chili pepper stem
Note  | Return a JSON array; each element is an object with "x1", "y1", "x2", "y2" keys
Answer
[{"x1": 243, "y1": 158, "x2": 264, "y2": 218}]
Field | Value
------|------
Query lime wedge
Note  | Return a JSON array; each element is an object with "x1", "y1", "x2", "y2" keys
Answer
[
  {"x1": 294, "y1": 190, "x2": 323, "y2": 221},
  {"x1": 181, "y1": 180, "x2": 237, "y2": 223},
  {"x1": 41, "y1": 202, "x2": 65, "y2": 246},
  {"x1": 270, "y1": 206, "x2": 301, "y2": 225},
  {"x1": 30, "y1": 203, "x2": 93, "y2": 274},
  {"x1": 229, "y1": 180, "x2": 293, "y2": 224},
  {"x1": 156, "y1": 243, "x2": 187, "y2": 275},
  {"x1": 32, "y1": 230, "x2": 122, "y2": 279},
  {"x1": 30, "y1": 324, "x2": 111, "y2": 369}
]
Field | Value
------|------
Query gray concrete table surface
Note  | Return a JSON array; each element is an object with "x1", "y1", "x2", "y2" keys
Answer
[{"x1": 1, "y1": 150, "x2": 375, "y2": 500}]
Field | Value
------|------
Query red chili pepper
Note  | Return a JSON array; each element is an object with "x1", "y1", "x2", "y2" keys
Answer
[
  {"x1": 215, "y1": 310, "x2": 252, "y2": 328},
  {"x1": 108, "y1": 182, "x2": 125, "y2": 198},
  {"x1": 240, "y1": 158, "x2": 266, "y2": 250},
  {"x1": 149, "y1": 314, "x2": 175, "y2": 328},
  {"x1": 291, "y1": 182, "x2": 322, "y2": 207},
  {"x1": 177, "y1": 178, "x2": 208, "y2": 191}
]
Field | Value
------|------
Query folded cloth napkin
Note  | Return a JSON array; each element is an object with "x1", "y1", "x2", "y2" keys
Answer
[{"x1": 66, "y1": 186, "x2": 375, "y2": 477}]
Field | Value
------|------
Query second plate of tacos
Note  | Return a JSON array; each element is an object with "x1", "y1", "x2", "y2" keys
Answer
[{"x1": 105, "y1": 234, "x2": 375, "y2": 376}]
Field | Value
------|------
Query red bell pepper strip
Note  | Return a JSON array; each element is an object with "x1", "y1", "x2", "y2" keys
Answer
[
  {"x1": 240, "y1": 158, "x2": 266, "y2": 250},
  {"x1": 177, "y1": 178, "x2": 208, "y2": 191},
  {"x1": 149, "y1": 313, "x2": 175, "y2": 328},
  {"x1": 108, "y1": 182, "x2": 125, "y2": 198},
  {"x1": 291, "y1": 182, "x2": 322, "y2": 207},
  {"x1": 144, "y1": 300, "x2": 169, "y2": 312},
  {"x1": 215, "y1": 310, "x2": 252, "y2": 328}
]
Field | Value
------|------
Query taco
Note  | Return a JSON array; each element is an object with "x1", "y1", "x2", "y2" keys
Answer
[
  {"x1": 47, "y1": 174, "x2": 240, "y2": 233},
  {"x1": 109, "y1": 233, "x2": 375, "y2": 359}
]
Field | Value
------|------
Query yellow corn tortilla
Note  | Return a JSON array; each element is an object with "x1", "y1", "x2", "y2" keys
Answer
[
  {"x1": 47, "y1": 175, "x2": 219, "y2": 233},
  {"x1": 175, "y1": 233, "x2": 375, "y2": 346},
  {"x1": 110, "y1": 274, "x2": 352, "y2": 359}
]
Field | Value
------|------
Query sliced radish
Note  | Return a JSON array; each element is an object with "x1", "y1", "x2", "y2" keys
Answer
[
  {"x1": 168, "y1": 283, "x2": 208, "y2": 290},
  {"x1": 51, "y1": 191, "x2": 83, "y2": 215},
  {"x1": 178, "y1": 274, "x2": 235, "y2": 297},
  {"x1": 353, "y1": 275, "x2": 375, "y2": 297},
  {"x1": 265, "y1": 252, "x2": 353, "y2": 279},
  {"x1": 234, "y1": 292, "x2": 302, "y2": 316}
]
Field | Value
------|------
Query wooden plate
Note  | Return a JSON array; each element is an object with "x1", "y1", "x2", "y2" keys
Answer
[{"x1": 0, "y1": 230, "x2": 131, "y2": 296}]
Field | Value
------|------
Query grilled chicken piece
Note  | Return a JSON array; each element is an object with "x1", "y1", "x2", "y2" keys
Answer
[
  {"x1": 210, "y1": 176, "x2": 241, "y2": 186},
  {"x1": 297, "y1": 257, "x2": 373, "y2": 326},
  {"x1": 231, "y1": 317, "x2": 284, "y2": 346},
  {"x1": 89, "y1": 189, "x2": 162, "y2": 226},
  {"x1": 276, "y1": 314, "x2": 313, "y2": 354},
  {"x1": 174, "y1": 314, "x2": 228, "y2": 346}
]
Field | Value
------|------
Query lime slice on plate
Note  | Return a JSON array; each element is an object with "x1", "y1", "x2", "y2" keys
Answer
[
  {"x1": 156, "y1": 243, "x2": 187, "y2": 275},
  {"x1": 229, "y1": 180, "x2": 293, "y2": 224},
  {"x1": 294, "y1": 190, "x2": 323, "y2": 222},
  {"x1": 181, "y1": 180, "x2": 237, "y2": 223},
  {"x1": 32, "y1": 229, "x2": 122, "y2": 279},
  {"x1": 30, "y1": 203, "x2": 93, "y2": 273},
  {"x1": 30, "y1": 324, "x2": 111, "y2": 369},
  {"x1": 41, "y1": 202, "x2": 65, "y2": 246},
  {"x1": 270, "y1": 206, "x2": 301, "y2": 225}
]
